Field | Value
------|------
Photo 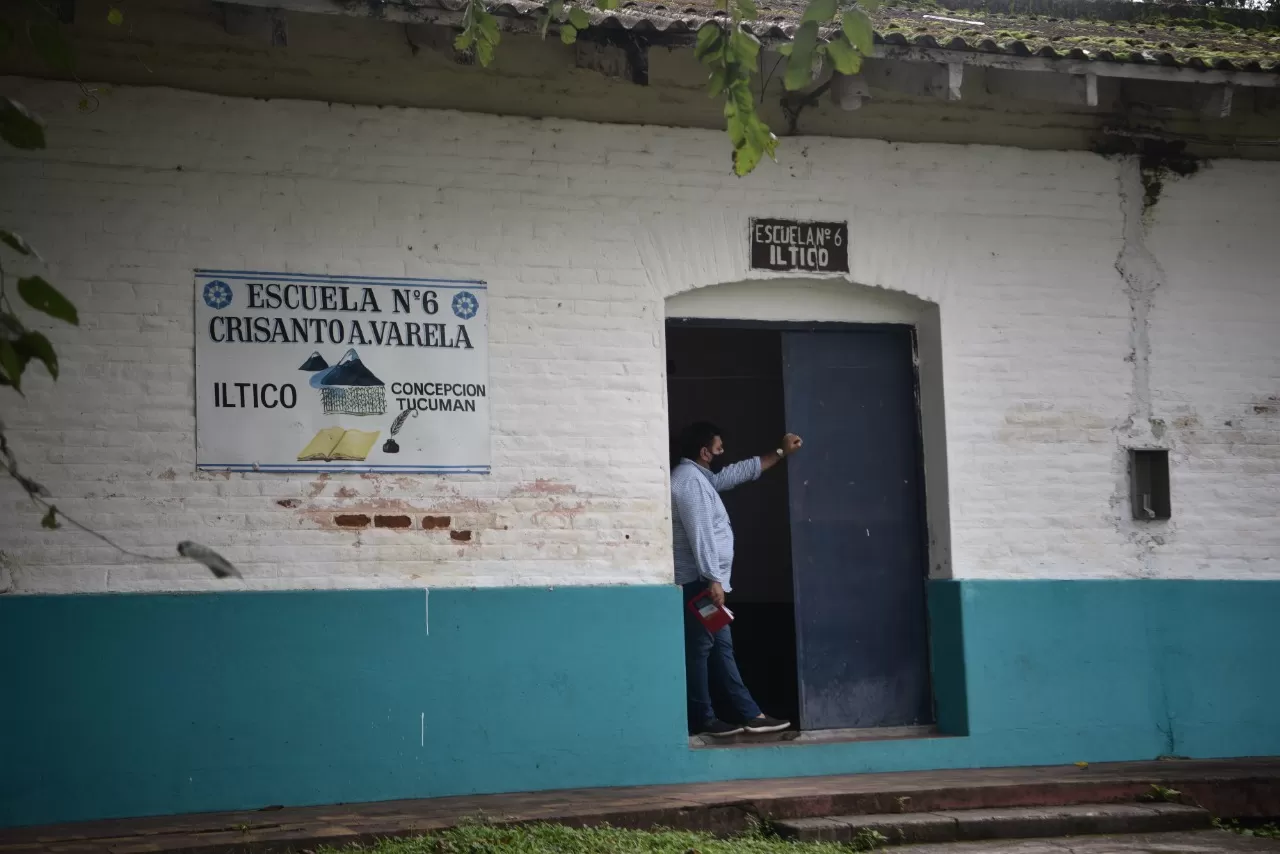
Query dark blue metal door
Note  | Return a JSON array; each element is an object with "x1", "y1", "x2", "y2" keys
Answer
[{"x1": 783, "y1": 327, "x2": 932, "y2": 730}]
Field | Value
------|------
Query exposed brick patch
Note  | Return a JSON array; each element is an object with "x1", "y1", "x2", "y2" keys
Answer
[
  {"x1": 307, "y1": 474, "x2": 330, "y2": 499},
  {"x1": 375, "y1": 515, "x2": 412, "y2": 529},
  {"x1": 423, "y1": 516, "x2": 451, "y2": 529},
  {"x1": 277, "y1": 499, "x2": 301, "y2": 509},
  {"x1": 450, "y1": 530, "x2": 473, "y2": 542},
  {"x1": 335, "y1": 514, "x2": 372, "y2": 528}
]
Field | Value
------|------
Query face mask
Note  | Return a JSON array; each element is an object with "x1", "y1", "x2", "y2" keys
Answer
[{"x1": 708, "y1": 451, "x2": 727, "y2": 473}]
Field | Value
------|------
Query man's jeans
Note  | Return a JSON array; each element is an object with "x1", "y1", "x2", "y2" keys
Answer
[{"x1": 682, "y1": 580, "x2": 761, "y2": 729}]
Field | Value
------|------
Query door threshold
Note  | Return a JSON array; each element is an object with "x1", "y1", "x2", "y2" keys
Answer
[{"x1": 689, "y1": 724, "x2": 946, "y2": 750}]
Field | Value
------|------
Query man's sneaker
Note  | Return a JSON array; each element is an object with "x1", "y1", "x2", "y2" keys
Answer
[
  {"x1": 742, "y1": 714, "x2": 790, "y2": 734},
  {"x1": 695, "y1": 719, "x2": 745, "y2": 738}
]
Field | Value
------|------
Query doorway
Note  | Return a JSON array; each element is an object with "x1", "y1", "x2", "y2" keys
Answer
[
  {"x1": 666, "y1": 325, "x2": 798, "y2": 725},
  {"x1": 666, "y1": 319, "x2": 933, "y2": 733}
]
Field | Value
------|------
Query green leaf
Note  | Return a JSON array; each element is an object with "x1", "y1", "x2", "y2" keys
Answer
[
  {"x1": 775, "y1": 42, "x2": 793, "y2": 55},
  {"x1": 598, "y1": 0, "x2": 619, "y2": 9},
  {"x1": 560, "y1": 23, "x2": 578, "y2": 43},
  {"x1": 734, "y1": 139, "x2": 764, "y2": 177},
  {"x1": 730, "y1": 107, "x2": 776, "y2": 177},
  {"x1": 0, "y1": 96, "x2": 46, "y2": 150},
  {"x1": 707, "y1": 67, "x2": 728, "y2": 96},
  {"x1": 539, "y1": 0, "x2": 564, "y2": 38},
  {"x1": 477, "y1": 9, "x2": 500, "y2": 44},
  {"x1": 568, "y1": 6, "x2": 590, "y2": 29},
  {"x1": 27, "y1": 22, "x2": 75, "y2": 74},
  {"x1": 744, "y1": 117, "x2": 770, "y2": 154},
  {"x1": 762, "y1": 126, "x2": 779, "y2": 158},
  {"x1": 14, "y1": 331, "x2": 57, "y2": 380},
  {"x1": 801, "y1": 0, "x2": 837, "y2": 23},
  {"x1": 842, "y1": 8, "x2": 874, "y2": 55},
  {"x1": 107, "y1": 7, "x2": 124, "y2": 25},
  {"x1": 694, "y1": 23, "x2": 724, "y2": 61},
  {"x1": 17, "y1": 276, "x2": 79, "y2": 325},
  {"x1": 860, "y1": 0, "x2": 881, "y2": 11},
  {"x1": 475, "y1": 36, "x2": 496, "y2": 65},
  {"x1": 0, "y1": 229, "x2": 37, "y2": 258},
  {"x1": 0, "y1": 337, "x2": 23, "y2": 392},
  {"x1": 736, "y1": 0, "x2": 759, "y2": 19},
  {"x1": 783, "y1": 21, "x2": 819, "y2": 90},
  {"x1": 454, "y1": 29, "x2": 475, "y2": 51},
  {"x1": 730, "y1": 27, "x2": 761, "y2": 61},
  {"x1": 41, "y1": 505, "x2": 59, "y2": 529},
  {"x1": 824, "y1": 35, "x2": 862, "y2": 74},
  {"x1": 726, "y1": 108, "x2": 746, "y2": 147}
]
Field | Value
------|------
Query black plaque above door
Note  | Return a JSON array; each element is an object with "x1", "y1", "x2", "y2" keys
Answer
[{"x1": 749, "y1": 218, "x2": 849, "y2": 274}]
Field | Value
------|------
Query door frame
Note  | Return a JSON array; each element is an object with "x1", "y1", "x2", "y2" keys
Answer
[{"x1": 665, "y1": 317, "x2": 935, "y2": 731}]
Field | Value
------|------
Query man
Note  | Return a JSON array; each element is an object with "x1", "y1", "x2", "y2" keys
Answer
[{"x1": 670, "y1": 421, "x2": 803, "y2": 738}]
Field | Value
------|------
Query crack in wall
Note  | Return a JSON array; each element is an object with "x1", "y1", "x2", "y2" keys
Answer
[
  {"x1": 1113, "y1": 156, "x2": 1172, "y2": 578},
  {"x1": 1115, "y1": 155, "x2": 1165, "y2": 432}
]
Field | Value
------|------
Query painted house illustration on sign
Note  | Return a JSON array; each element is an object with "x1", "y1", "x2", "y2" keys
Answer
[{"x1": 306, "y1": 348, "x2": 387, "y2": 416}]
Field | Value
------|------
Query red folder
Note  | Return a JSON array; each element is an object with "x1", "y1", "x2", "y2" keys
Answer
[{"x1": 688, "y1": 591, "x2": 734, "y2": 633}]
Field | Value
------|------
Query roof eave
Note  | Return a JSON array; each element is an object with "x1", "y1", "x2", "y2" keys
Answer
[{"x1": 222, "y1": 0, "x2": 1280, "y2": 90}]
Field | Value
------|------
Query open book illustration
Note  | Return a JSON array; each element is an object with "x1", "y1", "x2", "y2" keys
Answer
[{"x1": 297, "y1": 427, "x2": 380, "y2": 462}]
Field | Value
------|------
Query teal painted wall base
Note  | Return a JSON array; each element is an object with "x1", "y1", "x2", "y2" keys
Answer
[{"x1": 2, "y1": 580, "x2": 1279, "y2": 827}]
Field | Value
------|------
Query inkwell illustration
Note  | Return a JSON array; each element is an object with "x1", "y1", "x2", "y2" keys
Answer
[{"x1": 382, "y1": 408, "x2": 419, "y2": 454}]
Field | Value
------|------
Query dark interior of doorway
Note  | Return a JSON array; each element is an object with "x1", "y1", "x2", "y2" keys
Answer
[{"x1": 666, "y1": 324, "x2": 799, "y2": 727}]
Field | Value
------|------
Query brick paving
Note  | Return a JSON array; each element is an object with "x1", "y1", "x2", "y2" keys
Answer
[{"x1": 2, "y1": 758, "x2": 1278, "y2": 854}]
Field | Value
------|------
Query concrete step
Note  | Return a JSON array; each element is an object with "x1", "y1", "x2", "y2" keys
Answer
[
  {"x1": 890, "y1": 831, "x2": 1280, "y2": 854},
  {"x1": 5, "y1": 759, "x2": 1274, "y2": 854},
  {"x1": 772, "y1": 802, "x2": 1211, "y2": 846}
]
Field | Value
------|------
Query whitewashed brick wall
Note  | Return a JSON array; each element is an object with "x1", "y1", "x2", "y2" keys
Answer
[
  {"x1": 0, "y1": 78, "x2": 1277, "y2": 593},
  {"x1": 1146, "y1": 163, "x2": 1280, "y2": 579}
]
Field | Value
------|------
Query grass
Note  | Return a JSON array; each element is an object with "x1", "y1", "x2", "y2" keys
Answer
[
  {"x1": 1137, "y1": 784, "x2": 1182, "y2": 804},
  {"x1": 316, "y1": 821, "x2": 888, "y2": 854},
  {"x1": 1214, "y1": 818, "x2": 1280, "y2": 840}
]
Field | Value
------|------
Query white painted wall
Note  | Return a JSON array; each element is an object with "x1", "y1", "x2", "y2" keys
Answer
[
  {"x1": 1, "y1": 79, "x2": 1277, "y2": 593},
  {"x1": 1145, "y1": 162, "x2": 1280, "y2": 579}
]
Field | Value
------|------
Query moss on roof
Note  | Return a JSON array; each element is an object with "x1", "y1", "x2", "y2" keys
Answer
[{"x1": 616, "y1": 0, "x2": 1280, "y2": 68}]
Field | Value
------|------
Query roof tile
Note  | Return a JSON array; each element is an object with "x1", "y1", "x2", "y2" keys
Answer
[{"x1": 463, "y1": 0, "x2": 1280, "y2": 71}]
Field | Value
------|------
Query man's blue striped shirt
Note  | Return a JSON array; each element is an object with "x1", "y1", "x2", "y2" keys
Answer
[{"x1": 670, "y1": 457, "x2": 762, "y2": 592}]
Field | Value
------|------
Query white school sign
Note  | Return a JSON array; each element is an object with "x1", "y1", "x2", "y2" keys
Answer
[{"x1": 194, "y1": 270, "x2": 490, "y2": 474}]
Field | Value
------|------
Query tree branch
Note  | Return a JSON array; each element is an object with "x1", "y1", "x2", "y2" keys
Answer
[
  {"x1": 0, "y1": 427, "x2": 242, "y2": 578},
  {"x1": 781, "y1": 77, "x2": 833, "y2": 136}
]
